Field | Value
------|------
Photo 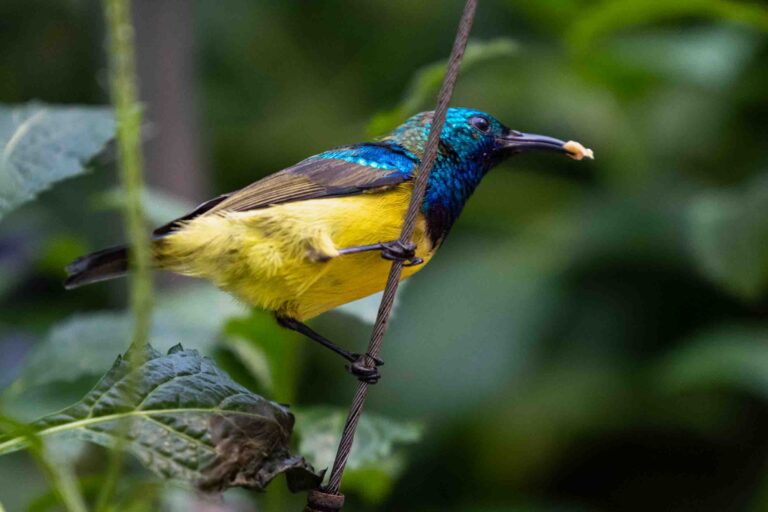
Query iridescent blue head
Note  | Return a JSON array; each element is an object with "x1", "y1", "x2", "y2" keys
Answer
[{"x1": 387, "y1": 107, "x2": 573, "y2": 244}]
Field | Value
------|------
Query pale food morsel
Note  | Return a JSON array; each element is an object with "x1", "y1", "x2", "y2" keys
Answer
[{"x1": 563, "y1": 140, "x2": 594, "y2": 161}]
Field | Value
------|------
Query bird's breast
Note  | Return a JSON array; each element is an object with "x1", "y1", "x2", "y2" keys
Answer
[
  {"x1": 159, "y1": 183, "x2": 436, "y2": 320},
  {"x1": 281, "y1": 185, "x2": 436, "y2": 319}
]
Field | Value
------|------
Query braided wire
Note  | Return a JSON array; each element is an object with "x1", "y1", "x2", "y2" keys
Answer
[{"x1": 318, "y1": 0, "x2": 479, "y2": 500}]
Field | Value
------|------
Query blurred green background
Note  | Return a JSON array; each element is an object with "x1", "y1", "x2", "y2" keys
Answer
[{"x1": 2, "y1": 0, "x2": 768, "y2": 510}]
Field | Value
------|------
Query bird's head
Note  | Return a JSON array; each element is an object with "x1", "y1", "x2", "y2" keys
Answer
[
  {"x1": 388, "y1": 107, "x2": 592, "y2": 171},
  {"x1": 386, "y1": 107, "x2": 593, "y2": 244}
]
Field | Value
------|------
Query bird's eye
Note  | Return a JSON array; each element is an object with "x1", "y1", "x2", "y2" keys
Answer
[{"x1": 469, "y1": 116, "x2": 490, "y2": 133}]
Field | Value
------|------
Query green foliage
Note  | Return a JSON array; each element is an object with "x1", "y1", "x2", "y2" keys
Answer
[
  {"x1": 0, "y1": 415, "x2": 87, "y2": 512},
  {"x1": 7, "y1": 285, "x2": 244, "y2": 402},
  {"x1": 367, "y1": 38, "x2": 518, "y2": 136},
  {"x1": 609, "y1": 26, "x2": 760, "y2": 90},
  {"x1": 102, "y1": 0, "x2": 152, "y2": 378},
  {"x1": 0, "y1": 104, "x2": 113, "y2": 221},
  {"x1": 36, "y1": 235, "x2": 90, "y2": 277},
  {"x1": 296, "y1": 407, "x2": 422, "y2": 502},
  {"x1": 658, "y1": 325, "x2": 768, "y2": 396},
  {"x1": 223, "y1": 313, "x2": 426, "y2": 503},
  {"x1": 688, "y1": 175, "x2": 768, "y2": 299},
  {"x1": 3, "y1": 0, "x2": 768, "y2": 510},
  {"x1": 224, "y1": 310, "x2": 302, "y2": 403},
  {"x1": 297, "y1": 407, "x2": 422, "y2": 470},
  {"x1": 0, "y1": 344, "x2": 321, "y2": 492},
  {"x1": 566, "y1": 0, "x2": 768, "y2": 53},
  {"x1": 93, "y1": 187, "x2": 193, "y2": 226}
]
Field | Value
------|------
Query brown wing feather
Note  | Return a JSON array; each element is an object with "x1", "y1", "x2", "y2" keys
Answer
[
  {"x1": 208, "y1": 157, "x2": 411, "y2": 213},
  {"x1": 154, "y1": 155, "x2": 414, "y2": 236}
]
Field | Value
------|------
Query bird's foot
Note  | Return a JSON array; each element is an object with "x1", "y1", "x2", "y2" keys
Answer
[
  {"x1": 346, "y1": 353, "x2": 384, "y2": 384},
  {"x1": 380, "y1": 240, "x2": 423, "y2": 267}
]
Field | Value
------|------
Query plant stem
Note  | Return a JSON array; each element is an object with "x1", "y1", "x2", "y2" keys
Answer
[
  {"x1": 97, "y1": 0, "x2": 153, "y2": 509},
  {"x1": 0, "y1": 415, "x2": 87, "y2": 512},
  {"x1": 103, "y1": 0, "x2": 153, "y2": 351},
  {"x1": 31, "y1": 446, "x2": 89, "y2": 512}
]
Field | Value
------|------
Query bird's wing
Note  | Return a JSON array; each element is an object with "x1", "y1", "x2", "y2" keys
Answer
[{"x1": 153, "y1": 143, "x2": 416, "y2": 236}]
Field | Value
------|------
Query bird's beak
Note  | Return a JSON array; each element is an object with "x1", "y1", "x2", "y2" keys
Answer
[
  {"x1": 497, "y1": 131, "x2": 568, "y2": 155},
  {"x1": 497, "y1": 131, "x2": 594, "y2": 160}
]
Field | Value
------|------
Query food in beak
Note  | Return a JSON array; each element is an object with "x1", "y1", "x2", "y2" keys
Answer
[{"x1": 563, "y1": 140, "x2": 594, "y2": 161}]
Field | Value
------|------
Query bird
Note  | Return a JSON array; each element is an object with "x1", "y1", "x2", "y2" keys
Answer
[{"x1": 65, "y1": 107, "x2": 592, "y2": 383}]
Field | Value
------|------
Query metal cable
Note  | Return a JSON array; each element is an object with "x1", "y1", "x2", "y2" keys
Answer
[{"x1": 306, "y1": 0, "x2": 479, "y2": 507}]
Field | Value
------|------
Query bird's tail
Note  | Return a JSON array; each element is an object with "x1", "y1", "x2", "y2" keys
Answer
[{"x1": 64, "y1": 245, "x2": 130, "y2": 289}]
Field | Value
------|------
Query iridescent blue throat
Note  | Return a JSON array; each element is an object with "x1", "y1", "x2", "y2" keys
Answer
[{"x1": 316, "y1": 108, "x2": 509, "y2": 245}]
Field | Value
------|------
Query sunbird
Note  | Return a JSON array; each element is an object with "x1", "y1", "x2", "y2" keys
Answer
[{"x1": 65, "y1": 108, "x2": 592, "y2": 383}]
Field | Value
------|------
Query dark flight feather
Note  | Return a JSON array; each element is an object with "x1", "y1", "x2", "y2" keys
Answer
[{"x1": 64, "y1": 245, "x2": 128, "y2": 289}]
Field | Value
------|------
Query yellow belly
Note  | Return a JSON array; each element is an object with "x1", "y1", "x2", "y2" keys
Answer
[{"x1": 158, "y1": 184, "x2": 434, "y2": 320}]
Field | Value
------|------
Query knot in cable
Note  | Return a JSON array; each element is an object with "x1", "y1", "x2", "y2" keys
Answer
[{"x1": 304, "y1": 489, "x2": 345, "y2": 512}]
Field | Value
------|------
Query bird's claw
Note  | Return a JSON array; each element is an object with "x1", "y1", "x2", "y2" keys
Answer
[
  {"x1": 380, "y1": 240, "x2": 423, "y2": 267},
  {"x1": 346, "y1": 353, "x2": 384, "y2": 384}
]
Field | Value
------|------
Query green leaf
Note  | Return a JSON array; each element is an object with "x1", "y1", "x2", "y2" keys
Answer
[
  {"x1": 0, "y1": 414, "x2": 87, "y2": 512},
  {"x1": 610, "y1": 26, "x2": 760, "y2": 91},
  {"x1": 0, "y1": 103, "x2": 114, "y2": 221},
  {"x1": 296, "y1": 407, "x2": 422, "y2": 470},
  {"x1": 36, "y1": 235, "x2": 90, "y2": 276},
  {"x1": 656, "y1": 325, "x2": 768, "y2": 397},
  {"x1": 224, "y1": 310, "x2": 302, "y2": 404},
  {"x1": 7, "y1": 284, "x2": 245, "y2": 398},
  {"x1": 295, "y1": 407, "x2": 422, "y2": 501},
  {"x1": 367, "y1": 38, "x2": 518, "y2": 136},
  {"x1": 565, "y1": 0, "x2": 768, "y2": 54},
  {"x1": 687, "y1": 174, "x2": 768, "y2": 299},
  {"x1": 337, "y1": 459, "x2": 404, "y2": 504},
  {"x1": 0, "y1": 344, "x2": 322, "y2": 493}
]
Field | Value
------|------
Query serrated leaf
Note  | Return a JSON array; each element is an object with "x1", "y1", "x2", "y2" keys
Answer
[
  {"x1": 367, "y1": 38, "x2": 518, "y2": 136},
  {"x1": 295, "y1": 407, "x2": 422, "y2": 498},
  {"x1": 8, "y1": 284, "x2": 245, "y2": 396},
  {"x1": 687, "y1": 174, "x2": 768, "y2": 299},
  {"x1": 0, "y1": 103, "x2": 114, "y2": 220},
  {"x1": 0, "y1": 344, "x2": 321, "y2": 492}
]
